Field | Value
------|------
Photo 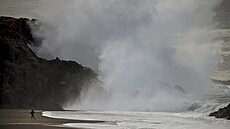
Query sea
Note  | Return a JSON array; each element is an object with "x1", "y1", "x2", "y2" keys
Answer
[
  {"x1": 41, "y1": 110, "x2": 230, "y2": 129},
  {"x1": 1, "y1": 0, "x2": 230, "y2": 129}
]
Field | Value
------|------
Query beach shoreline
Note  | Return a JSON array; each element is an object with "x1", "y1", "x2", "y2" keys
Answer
[{"x1": 0, "y1": 109, "x2": 104, "y2": 129}]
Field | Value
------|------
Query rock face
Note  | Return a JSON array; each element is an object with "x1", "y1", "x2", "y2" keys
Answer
[
  {"x1": 209, "y1": 104, "x2": 230, "y2": 120},
  {"x1": 0, "y1": 16, "x2": 97, "y2": 110}
]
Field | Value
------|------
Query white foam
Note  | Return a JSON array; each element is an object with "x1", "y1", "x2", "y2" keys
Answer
[{"x1": 43, "y1": 110, "x2": 230, "y2": 129}]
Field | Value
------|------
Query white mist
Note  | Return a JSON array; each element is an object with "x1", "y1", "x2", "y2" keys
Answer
[{"x1": 32, "y1": 0, "x2": 222, "y2": 111}]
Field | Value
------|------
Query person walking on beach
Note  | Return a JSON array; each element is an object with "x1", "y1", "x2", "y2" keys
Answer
[{"x1": 30, "y1": 109, "x2": 36, "y2": 120}]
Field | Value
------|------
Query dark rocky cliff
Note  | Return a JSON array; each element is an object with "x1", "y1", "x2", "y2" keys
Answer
[{"x1": 0, "y1": 16, "x2": 97, "y2": 110}]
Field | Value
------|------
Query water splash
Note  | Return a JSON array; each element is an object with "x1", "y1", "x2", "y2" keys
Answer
[{"x1": 32, "y1": 0, "x2": 222, "y2": 111}]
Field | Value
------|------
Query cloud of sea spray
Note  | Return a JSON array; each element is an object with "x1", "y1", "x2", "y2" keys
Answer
[{"x1": 32, "y1": 0, "x2": 222, "y2": 111}]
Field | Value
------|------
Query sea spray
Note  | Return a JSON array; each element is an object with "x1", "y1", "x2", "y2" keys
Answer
[{"x1": 32, "y1": 0, "x2": 222, "y2": 111}]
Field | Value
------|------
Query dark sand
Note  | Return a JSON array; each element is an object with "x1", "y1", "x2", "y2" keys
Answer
[{"x1": 0, "y1": 109, "x2": 104, "y2": 129}]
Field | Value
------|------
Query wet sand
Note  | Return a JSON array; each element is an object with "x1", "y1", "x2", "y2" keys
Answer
[{"x1": 0, "y1": 109, "x2": 104, "y2": 129}]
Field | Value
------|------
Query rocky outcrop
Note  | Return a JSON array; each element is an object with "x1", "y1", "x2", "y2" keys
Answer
[
  {"x1": 0, "y1": 16, "x2": 97, "y2": 110},
  {"x1": 209, "y1": 104, "x2": 230, "y2": 120}
]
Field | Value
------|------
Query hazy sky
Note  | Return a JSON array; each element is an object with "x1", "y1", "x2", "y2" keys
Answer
[{"x1": 0, "y1": 0, "x2": 44, "y2": 18}]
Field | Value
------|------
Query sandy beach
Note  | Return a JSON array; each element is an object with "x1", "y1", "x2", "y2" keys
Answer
[{"x1": 0, "y1": 109, "x2": 104, "y2": 129}]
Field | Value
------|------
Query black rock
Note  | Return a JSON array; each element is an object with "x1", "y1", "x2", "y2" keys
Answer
[
  {"x1": 0, "y1": 16, "x2": 97, "y2": 110},
  {"x1": 209, "y1": 103, "x2": 230, "y2": 120}
]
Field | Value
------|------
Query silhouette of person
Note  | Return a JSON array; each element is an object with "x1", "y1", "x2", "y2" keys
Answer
[{"x1": 30, "y1": 109, "x2": 36, "y2": 120}]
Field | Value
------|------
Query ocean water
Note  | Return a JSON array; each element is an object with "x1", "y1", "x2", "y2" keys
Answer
[
  {"x1": 42, "y1": 85, "x2": 230, "y2": 129},
  {"x1": 42, "y1": 83, "x2": 230, "y2": 128},
  {"x1": 42, "y1": 110, "x2": 230, "y2": 129}
]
